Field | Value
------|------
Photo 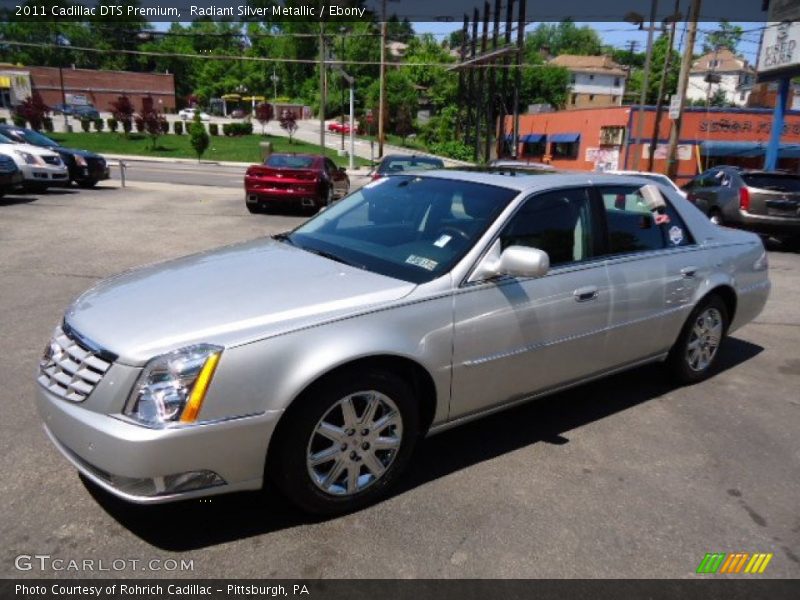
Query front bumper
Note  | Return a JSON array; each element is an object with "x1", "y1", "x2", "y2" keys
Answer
[
  {"x1": 19, "y1": 164, "x2": 69, "y2": 186},
  {"x1": 71, "y1": 163, "x2": 110, "y2": 183},
  {"x1": 37, "y1": 385, "x2": 281, "y2": 504}
]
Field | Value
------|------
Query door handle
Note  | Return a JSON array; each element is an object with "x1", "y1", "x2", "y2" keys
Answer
[
  {"x1": 573, "y1": 286, "x2": 599, "y2": 302},
  {"x1": 680, "y1": 266, "x2": 698, "y2": 278}
]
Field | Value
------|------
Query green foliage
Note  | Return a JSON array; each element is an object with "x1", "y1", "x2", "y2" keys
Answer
[
  {"x1": 209, "y1": 123, "x2": 219, "y2": 136},
  {"x1": 521, "y1": 56, "x2": 571, "y2": 109},
  {"x1": 427, "y1": 141, "x2": 472, "y2": 162},
  {"x1": 525, "y1": 20, "x2": 604, "y2": 57},
  {"x1": 93, "y1": 118, "x2": 104, "y2": 132},
  {"x1": 189, "y1": 112, "x2": 210, "y2": 161},
  {"x1": 366, "y1": 69, "x2": 417, "y2": 135},
  {"x1": 12, "y1": 115, "x2": 26, "y2": 127},
  {"x1": 626, "y1": 33, "x2": 682, "y2": 104},
  {"x1": 0, "y1": 117, "x2": 7, "y2": 124},
  {"x1": 222, "y1": 122, "x2": 253, "y2": 136},
  {"x1": 174, "y1": 121, "x2": 183, "y2": 135},
  {"x1": 80, "y1": 118, "x2": 91, "y2": 133},
  {"x1": 107, "y1": 118, "x2": 118, "y2": 133},
  {"x1": 703, "y1": 21, "x2": 743, "y2": 54}
]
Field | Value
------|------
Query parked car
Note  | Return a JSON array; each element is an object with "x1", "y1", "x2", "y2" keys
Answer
[
  {"x1": 487, "y1": 159, "x2": 557, "y2": 173},
  {"x1": 244, "y1": 153, "x2": 349, "y2": 213},
  {"x1": 371, "y1": 154, "x2": 445, "y2": 180},
  {"x1": 327, "y1": 120, "x2": 362, "y2": 135},
  {"x1": 0, "y1": 125, "x2": 109, "y2": 188},
  {"x1": 178, "y1": 108, "x2": 211, "y2": 121},
  {"x1": 50, "y1": 103, "x2": 75, "y2": 116},
  {"x1": 72, "y1": 105, "x2": 100, "y2": 120},
  {"x1": 36, "y1": 171, "x2": 769, "y2": 515},
  {"x1": 0, "y1": 132, "x2": 69, "y2": 192},
  {"x1": 604, "y1": 170, "x2": 686, "y2": 198},
  {"x1": 683, "y1": 167, "x2": 800, "y2": 242},
  {"x1": 0, "y1": 153, "x2": 24, "y2": 196}
]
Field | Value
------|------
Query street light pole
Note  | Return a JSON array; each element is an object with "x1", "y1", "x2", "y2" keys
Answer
[{"x1": 631, "y1": 0, "x2": 658, "y2": 171}]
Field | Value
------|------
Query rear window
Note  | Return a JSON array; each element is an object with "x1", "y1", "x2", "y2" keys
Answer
[
  {"x1": 380, "y1": 157, "x2": 443, "y2": 173},
  {"x1": 265, "y1": 155, "x2": 316, "y2": 169},
  {"x1": 742, "y1": 174, "x2": 800, "y2": 192}
]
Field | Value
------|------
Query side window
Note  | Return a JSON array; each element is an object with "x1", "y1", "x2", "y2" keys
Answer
[
  {"x1": 598, "y1": 185, "x2": 693, "y2": 255},
  {"x1": 500, "y1": 187, "x2": 596, "y2": 267}
]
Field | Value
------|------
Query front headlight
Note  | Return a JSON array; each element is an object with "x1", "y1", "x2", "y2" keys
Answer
[
  {"x1": 74, "y1": 154, "x2": 87, "y2": 167},
  {"x1": 125, "y1": 344, "x2": 222, "y2": 428},
  {"x1": 14, "y1": 150, "x2": 41, "y2": 165}
]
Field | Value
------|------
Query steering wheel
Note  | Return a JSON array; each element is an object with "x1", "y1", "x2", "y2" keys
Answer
[{"x1": 436, "y1": 226, "x2": 470, "y2": 243}]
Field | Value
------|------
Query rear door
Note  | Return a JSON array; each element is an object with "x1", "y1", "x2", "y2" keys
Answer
[
  {"x1": 594, "y1": 184, "x2": 707, "y2": 367},
  {"x1": 739, "y1": 172, "x2": 800, "y2": 220}
]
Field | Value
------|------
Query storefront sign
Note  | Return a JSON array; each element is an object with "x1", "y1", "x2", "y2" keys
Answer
[
  {"x1": 758, "y1": 21, "x2": 800, "y2": 81},
  {"x1": 698, "y1": 118, "x2": 800, "y2": 137},
  {"x1": 641, "y1": 144, "x2": 693, "y2": 161}
]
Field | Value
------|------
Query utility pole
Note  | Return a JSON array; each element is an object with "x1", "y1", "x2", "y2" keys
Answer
[
  {"x1": 631, "y1": 0, "x2": 658, "y2": 170},
  {"x1": 648, "y1": 0, "x2": 680, "y2": 172},
  {"x1": 512, "y1": 0, "x2": 525, "y2": 160},
  {"x1": 319, "y1": 22, "x2": 326, "y2": 153},
  {"x1": 378, "y1": 0, "x2": 387, "y2": 159},
  {"x1": 666, "y1": 0, "x2": 702, "y2": 181}
]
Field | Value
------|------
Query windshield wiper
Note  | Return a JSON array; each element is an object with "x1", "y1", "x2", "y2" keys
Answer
[
  {"x1": 304, "y1": 247, "x2": 365, "y2": 270},
  {"x1": 272, "y1": 232, "x2": 296, "y2": 246}
]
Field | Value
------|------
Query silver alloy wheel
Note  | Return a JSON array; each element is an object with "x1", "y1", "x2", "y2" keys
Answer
[
  {"x1": 306, "y1": 390, "x2": 403, "y2": 496},
  {"x1": 326, "y1": 186, "x2": 334, "y2": 206},
  {"x1": 686, "y1": 307, "x2": 723, "y2": 372}
]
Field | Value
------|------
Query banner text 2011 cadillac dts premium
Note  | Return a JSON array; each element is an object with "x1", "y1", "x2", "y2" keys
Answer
[{"x1": 37, "y1": 172, "x2": 770, "y2": 515}]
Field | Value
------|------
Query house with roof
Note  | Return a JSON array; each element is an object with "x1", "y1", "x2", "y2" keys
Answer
[
  {"x1": 548, "y1": 54, "x2": 627, "y2": 109},
  {"x1": 686, "y1": 48, "x2": 755, "y2": 107}
]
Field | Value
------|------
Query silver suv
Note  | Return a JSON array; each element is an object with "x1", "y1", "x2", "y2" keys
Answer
[{"x1": 37, "y1": 172, "x2": 770, "y2": 515}]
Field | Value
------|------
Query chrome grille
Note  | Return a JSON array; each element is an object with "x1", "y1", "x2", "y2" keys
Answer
[{"x1": 37, "y1": 325, "x2": 113, "y2": 402}]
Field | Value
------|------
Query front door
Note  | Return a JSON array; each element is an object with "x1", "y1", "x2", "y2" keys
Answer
[{"x1": 450, "y1": 186, "x2": 613, "y2": 419}]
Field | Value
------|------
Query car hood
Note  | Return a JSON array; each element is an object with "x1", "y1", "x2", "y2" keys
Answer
[
  {"x1": 65, "y1": 238, "x2": 416, "y2": 366},
  {"x1": 0, "y1": 142, "x2": 60, "y2": 158}
]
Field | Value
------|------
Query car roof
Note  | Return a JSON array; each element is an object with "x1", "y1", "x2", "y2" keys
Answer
[{"x1": 410, "y1": 169, "x2": 666, "y2": 194}]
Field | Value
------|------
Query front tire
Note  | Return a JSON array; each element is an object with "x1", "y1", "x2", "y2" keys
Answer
[
  {"x1": 667, "y1": 295, "x2": 728, "y2": 384},
  {"x1": 269, "y1": 370, "x2": 420, "y2": 515}
]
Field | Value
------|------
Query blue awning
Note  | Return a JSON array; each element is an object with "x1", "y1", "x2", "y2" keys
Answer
[
  {"x1": 699, "y1": 141, "x2": 800, "y2": 158},
  {"x1": 522, "y1": 133, "x2": 545, "y2": 143},
  {"x1": 550, "y1": 132, "x2": 580, "y2": 143}
]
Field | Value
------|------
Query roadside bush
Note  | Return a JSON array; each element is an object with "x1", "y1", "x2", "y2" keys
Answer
[
  {"x1": 189, "y1": 112, "x2": 210, "y2": 161},
  {"x1": 209, "y1": 123, "x2": 219, "y2": 136},
  {"x1": 42, "y1": 117, "x2": 54, "y2": 132},
  {"x1": 80, "y1": 118, "x2": 91, "y2": 133},
  {"x1": 159, "y1": 119, "x2": 169, "y2": 134},
  {"x1": 428, "y1": 140, "x2": 473, "y2": 162},
  {"x1": 173, "y1": 121, "x2": 183, "y2": 135},
  {"x1": 0, "y1": 117, "x2": 7, "y2": 124},
  {"x1": 107, "y1": 118, "x2": 118, "y2": 132},
  {"x1": 94, "y1": 118, "x2": 104, "y2": 132},
  {"x1": 12, "y1": 115, "x2": 26, "y2": 127},
  {"x1": 134, "y1": 115, "x2": 144, "y2": 133},
  {"x1": 222, "y1": 122, "x2": 253, "y2": 136}
]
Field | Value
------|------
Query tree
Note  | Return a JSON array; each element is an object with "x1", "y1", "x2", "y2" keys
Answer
[
  {"x1": 525, "y1": 21, "x2": 604, "y2": 58},
  {"x1": 109, "y1": 95, "x2": 135, "y2": 134},
  {"x1": 138, "y1": 97, "x2": 166, "y2": 150},
  {"x1": 703, "y1": 21, "x2": 743, "y2": 54},
  {"x1": 365, "y1": 69, "x2": 417, "y2": 134},
  {"x1": 520, "y1": 55, "x2": 571, "y2": 109},
  {"x1": 15, "y1": 92, "x2": 49, "y2": 131},
  {"x1": 255, "y1": 102, "x2": 274, "y2": 135},
  {"x1": 395, "y1": 106, "x2": 414, "y2": 143},
  {"x1": 189, "y1": 112, "x2": 210, "y2": 161},
  {"x1": 626, "y1": 33, "x2": 682, "y2": 104},
  {"x1": 279, "y1": 110, "x2": 298, "y2": 143}
]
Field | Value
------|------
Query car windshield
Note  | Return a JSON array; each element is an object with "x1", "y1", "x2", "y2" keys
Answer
[
  {"x1": 14, "y1": 129, "x2": 59, "y2": 147},
  {"x1": 0, "y1": 133, "x2": 15, "y2": 144},
  {"x1": 284, "y1": 175, "x2": 518, "y2": 284},
  {"x1": 379, "y1": 157, "x2": 444, "y2": 173},
  {"x1": 742, "y1": 173, "x2": 800, "y2": 192},
  {"x1": 266, "y1": 155, "x2": 315, "y2": 168}
]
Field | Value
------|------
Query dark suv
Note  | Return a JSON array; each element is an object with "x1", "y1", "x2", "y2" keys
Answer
[
  {"x1": 0, "y1": 125, "x2": 109, "y2": 188},
  {"x1": 683, "y1": 166, "x2": 800, "y2": 242}
]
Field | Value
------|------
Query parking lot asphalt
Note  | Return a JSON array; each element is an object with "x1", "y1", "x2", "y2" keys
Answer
[{"x1": 1, "y1": 181, "x2": 798, "y2": 579}]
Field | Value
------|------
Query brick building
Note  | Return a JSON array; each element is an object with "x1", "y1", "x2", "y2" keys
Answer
[
  {"x1": 0, "y1": 65, "x2": 175, "y2": 112},
  {"x1": 504, "y1": 105, "x2": 800, "y2": 182}
]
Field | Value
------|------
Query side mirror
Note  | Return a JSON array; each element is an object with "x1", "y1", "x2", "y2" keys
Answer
[{"x1": 470, "y1": 241, "x2": 550, "y2": 282}]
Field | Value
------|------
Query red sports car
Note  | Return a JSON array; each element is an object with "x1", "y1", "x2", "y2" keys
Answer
[
  {"x1": 245, "y1": 154, "x2": 350, "y2": 214},
  {"x1": 327, "y1": 121, "x2": 362, "y2": 135}
]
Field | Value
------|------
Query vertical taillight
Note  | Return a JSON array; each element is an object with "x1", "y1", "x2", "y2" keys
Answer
[{"x1": 739, "y1": 187, "x2": 750, "y2": 212}]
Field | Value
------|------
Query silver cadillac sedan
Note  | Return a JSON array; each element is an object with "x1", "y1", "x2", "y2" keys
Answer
[{"x1": 37, "y1": 171, "x2": 770, "y2": 515}]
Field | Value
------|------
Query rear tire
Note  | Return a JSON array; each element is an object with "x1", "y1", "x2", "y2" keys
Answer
[
  {"x1": 666, "y1": 295, "x2": 729, "y2": 385},
  {"x1": 268, "y1": 369, "x2": 420, "y2": 515}
]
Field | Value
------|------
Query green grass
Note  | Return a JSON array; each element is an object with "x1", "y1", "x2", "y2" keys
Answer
[{"x1": 48, "y1": 132, "x2": 371, "y2": 168}]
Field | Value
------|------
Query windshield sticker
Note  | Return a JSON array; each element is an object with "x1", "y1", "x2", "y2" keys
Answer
[
  {"x1": 405, "y1": 255, "x2": 438, "y2": 271},
  {"x1": 433, "y1": 234, "x2": 452, "y2": 248},
  {"x1": 668, "y1": 225, "x2": 684, "y2": 245}
]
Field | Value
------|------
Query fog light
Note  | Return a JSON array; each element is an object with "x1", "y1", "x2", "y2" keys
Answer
[{"x1": 157, "y1": 470, "x2": 225, "y2": 494}]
